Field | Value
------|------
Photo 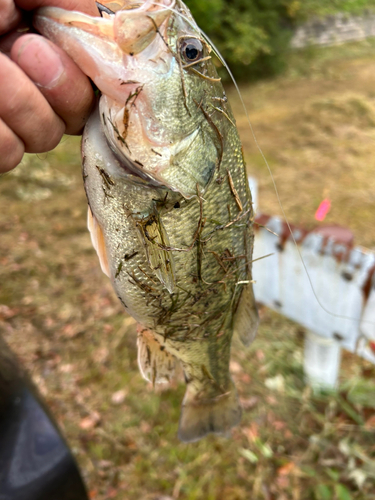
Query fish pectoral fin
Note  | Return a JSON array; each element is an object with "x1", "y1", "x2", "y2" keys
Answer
[
  {"x1": 87, "y1": 206, "x2": 111, "y2": 278},
  {"x1": 137, "y1": 213, "x2": 175, "y2": 293},
  {"x1": 137, "y1": 327, "x2": 176, "y2": 385},
  {"x1": 233, "y1": 283, "x2": 259, "y2": 347},
  {"x1": 178, "y1": 380, "x2": 241, "y2": 443}
]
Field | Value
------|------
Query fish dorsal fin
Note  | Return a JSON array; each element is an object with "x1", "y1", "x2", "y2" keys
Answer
[
  {"x1": 137, "y1": 327, "x2": 177, "y2": 385},
  {"x1": 87, "y1": 206, "x2": 111, "y2": 278},
  {"x1": 233, "y1": 283, "x2": 259, "y2": 347}
]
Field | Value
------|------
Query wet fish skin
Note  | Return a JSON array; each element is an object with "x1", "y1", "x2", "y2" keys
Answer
[{"x1": 35, "y1": 0, "x2": 259, "y2": 442}]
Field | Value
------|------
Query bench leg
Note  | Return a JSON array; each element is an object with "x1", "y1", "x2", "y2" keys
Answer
[{"x1": 303, "y1": 331, "x2": 341, "y2": 390}]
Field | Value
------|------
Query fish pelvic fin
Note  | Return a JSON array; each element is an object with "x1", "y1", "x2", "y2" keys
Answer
[
  {"x1": 178, "y1": 379, "x2": 241, "y2": 443},
  {"x1": 137, "y1": 326, "x2": 176, "y2": 385},
  {"x1": 233, "y1": 283, "x2": 259, "y2": 347},
  {"x1": 87, "y1": 206, "x2": 111, "y2": 278}
]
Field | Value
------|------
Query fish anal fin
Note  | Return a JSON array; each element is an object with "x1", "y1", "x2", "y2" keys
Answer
[
  {"x1": 87, "y1": 206, "x2": 111, "y2": 278},
  {"x1": 233, "y1": 283, "x2": 259, "y2": 347},
  {"x1": 178, "y1": 380, "x2": 241, "y2": 443},
  {"x1": 137, "y1": 326, "x2": 176, "y2": 385}
]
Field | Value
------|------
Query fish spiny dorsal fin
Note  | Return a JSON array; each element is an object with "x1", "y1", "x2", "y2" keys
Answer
[
  {"x1": 137, "y1": 326, "x2": 177, "y2": 385},
  {"x1": 233, "y1": 283, "x2": 259, "y2": 347}
]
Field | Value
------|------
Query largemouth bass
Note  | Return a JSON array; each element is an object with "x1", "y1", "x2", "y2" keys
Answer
[{"x1": 35, "y1": 0, "x2": 259, "y2": 442}]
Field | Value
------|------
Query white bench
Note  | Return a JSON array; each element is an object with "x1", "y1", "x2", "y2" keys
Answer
[{"x1": 249, "y1": 179, "x2": 375, "y2": 389}]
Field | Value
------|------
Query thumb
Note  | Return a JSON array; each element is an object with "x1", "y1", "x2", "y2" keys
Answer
[{"x1": 11, "y1": 34, "x2": 95, "y2": 135}]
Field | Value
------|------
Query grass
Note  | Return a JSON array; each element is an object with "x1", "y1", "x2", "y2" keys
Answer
[
  {"x1": 1, "y1": 41, "x2": 375, "y2": 499},
  {"x1": 229, "y1": 39, "x2": 375, "y2": 248}
]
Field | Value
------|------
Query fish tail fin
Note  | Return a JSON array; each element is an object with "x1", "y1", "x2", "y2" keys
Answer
[{"x1": 178, "y1": 380, "x2": 241, "y2": 443}]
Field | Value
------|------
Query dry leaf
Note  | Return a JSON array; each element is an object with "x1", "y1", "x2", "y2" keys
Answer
[
  {"x1": 240, "y1": 396, "x2": 259, "y2": 410},
  {"x1": 230, "y1": 360, "x2": 243, "y2": 374},
  {"x1": 79, "y1": 412, "x2": 101, "y2": 430},
  {"x1": 111, "y1": 389, "x2": 127, "y2": 405},
  {"x1": 242, "y1": 423, "x2": 259, "y2": 442},
  {"x1": 365, "y1": 414, "x2": 375, "y2": 429},
  {"x1": 277, "y1": 462, "x2": 296, "y2": 476}
]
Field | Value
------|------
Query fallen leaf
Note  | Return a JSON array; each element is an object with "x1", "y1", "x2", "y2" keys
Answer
[
  {"x1": 98, "y1": 460, "x2": 113, "y2": 469},
  {"x1": 140, "y1": 420, "x2": 151, "y2": 433},
  {"x1": 59, "y1": 364, "x2": 73, "y2": 373},
  {"x1": 240, "y1": 373, "x2": 251, "y2": 383},
  {"x1": 79, "y1": 412, "x2": 101, "y2": 430},
  {"x1": 256, "y1": 350, "x2": 265, "y2": 361},
  {"x1": 242, "y1": 422, "x2": 259, "y2": 442},
  {"x1": 273, "y1": 420, "x2": 287, "y2": 431},
  {"x1": 111, "y1": 389, "x2": 127, "y2": 405},
  {"x1": 93, "y1": 347, "x2": 109, "y2": 364},
  {"x1": 0, "y1": 305, "x2": 19, "y2": 320},
  {"x1": 265, "y1": 374, "x2": 285, "y2": 393},
  {"x1": 266, "y1": 396, "x2": 278, "y2": 405},
  {"x1": 365, "y1": 415, "x2": 375, "y2": 429},
  {"x1": 277, "y1": 462, "x2": 296, "y2": 476},
  {"x1": 276, "y1": 475, "x2": 289, "y2": 489},
  {"x1": 239, "y1": 447, "x2": 258, "y2": 463},
  {"x1": 240, "y1": 396, "x2": 259, "y2": 410},
  {"x1": 230, "y1": 360, "x2": 243, "y2": 374}
]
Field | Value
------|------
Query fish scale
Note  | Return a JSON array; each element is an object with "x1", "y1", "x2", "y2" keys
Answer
[{"x1": 36, "y1": 0, "x2": 259, "y2": 442}]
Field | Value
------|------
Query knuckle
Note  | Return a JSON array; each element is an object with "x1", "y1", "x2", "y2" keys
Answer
[
  {"x1": 0, "y1": 2, "x2": 20, "y2": 36},
  {"x1": 24, "y1": 114, "x2": 65, "y2": 154},
  {"x1": 0, "y1": 54, "x2": 65, "y2": 152},
  {"x1": 0, "y1": 139, "x2": 24, "y2": 172}
]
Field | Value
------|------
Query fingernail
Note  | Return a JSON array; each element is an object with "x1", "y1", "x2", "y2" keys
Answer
[{"x1": 16, "y1": 36, "x2": 64, "y2": 88}]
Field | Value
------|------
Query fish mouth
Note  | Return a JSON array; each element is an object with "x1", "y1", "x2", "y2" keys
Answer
[
  {"x1": 35, "y1": 1, "x2": 214, "y2": 197},
  {"x1": 34, "y1": 0, "x2": 176, "y2": 102},
  {"x1": 96, "y1": 0, "x2": 175, "y2": 15},
  {"x1": 35, "y1": 0, "x2": 176, "y2": 53}
]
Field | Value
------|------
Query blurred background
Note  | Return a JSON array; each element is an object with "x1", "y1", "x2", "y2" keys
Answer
[{"x1": 1, "y1": 1, "x2": 375, "y2": 499}]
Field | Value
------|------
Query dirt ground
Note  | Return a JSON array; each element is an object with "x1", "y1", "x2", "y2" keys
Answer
[{"x1": 1, "y1": 41, "x2": 375, "y2": 499}]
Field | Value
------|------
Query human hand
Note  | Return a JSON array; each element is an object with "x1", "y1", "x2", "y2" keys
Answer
[{"x1": 0, "y1": 0, "x2": 99, "y2": 172}]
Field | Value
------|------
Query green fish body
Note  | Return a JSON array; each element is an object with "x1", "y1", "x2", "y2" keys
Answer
[{"x1": 35, "y1": 0, "x2": 259, "y2": 442}]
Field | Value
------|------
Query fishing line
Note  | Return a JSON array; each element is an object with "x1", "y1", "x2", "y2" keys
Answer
[{"x1": 150, "y1": 2, "x2": 375, "y2": 327}]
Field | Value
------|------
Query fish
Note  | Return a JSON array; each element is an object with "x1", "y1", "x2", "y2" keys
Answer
[{"x1": 35, "y1": 0, "x2": 259, "y2": 443}]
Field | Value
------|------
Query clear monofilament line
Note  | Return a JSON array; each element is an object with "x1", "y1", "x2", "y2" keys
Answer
[{"x1": 150, "y1": 1, "x2": 374, "y2": 326}]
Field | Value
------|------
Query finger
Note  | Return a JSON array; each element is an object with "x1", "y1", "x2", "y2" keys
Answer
[
  {"x1": 0, "y1": 118, "x2": 25, "y2": 173},
  {"x1": 0, "y1": 13, "x2": 33, "y2": 56},
  {"x1": 11, "y1": 34, "x2": 95, "y2": 135},
  {"x1": 0, "y1": 0, "x2": 22, "y2": 35},
  {"x1": 0, "y1": 52, "x2": 65, "y2": 154},
  {"x1": 15, "y1": 0, "x2": 98, "y2": 16}
]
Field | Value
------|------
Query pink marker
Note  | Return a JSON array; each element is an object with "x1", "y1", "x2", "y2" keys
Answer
[{"x1": 315, "y1": 198, "x2": 331, "y2": 222}]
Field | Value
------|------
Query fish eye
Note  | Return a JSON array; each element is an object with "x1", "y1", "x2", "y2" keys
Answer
[{"x1": 181, "y1": 39, "x2": 203, "y2": 63}]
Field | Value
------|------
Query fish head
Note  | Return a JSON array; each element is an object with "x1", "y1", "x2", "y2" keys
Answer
[{"x1": 35, "y1": 0, "x2": 227, "y2": 197}]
